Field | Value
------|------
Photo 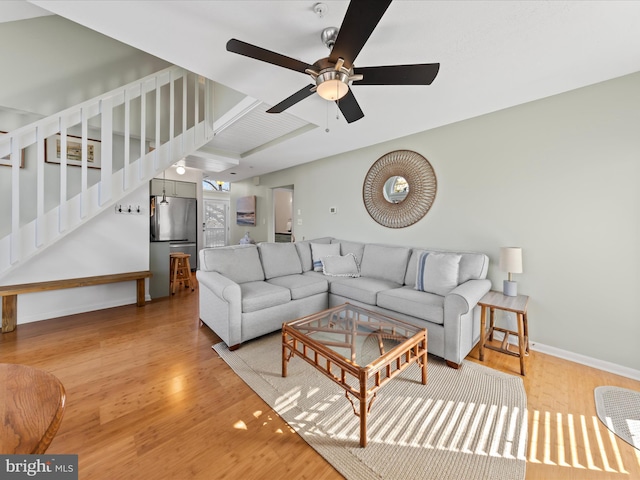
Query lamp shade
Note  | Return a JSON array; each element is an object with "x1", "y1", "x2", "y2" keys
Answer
[{"x1": 499, "y1": 247, "x2": 523, "y2": 274}]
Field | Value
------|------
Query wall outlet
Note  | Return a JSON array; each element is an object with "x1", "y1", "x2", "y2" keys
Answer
[
  {"x1": 297, "y1": 219, "x2": 303, "y2": 225},
  {"x1": 329, "y1": 206, "x2": 337, "y2": 214}
]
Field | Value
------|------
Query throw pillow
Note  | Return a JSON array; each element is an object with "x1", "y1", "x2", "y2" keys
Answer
[
  {"x1": 322, "y1": 253, "x2": 360, "y2": 277},
  {"x1": 311, "y1": 242, "x2": 340, "y2": 271},
  {"x1": 415, "y1": 252, "x2": 462, "y2": 296}
]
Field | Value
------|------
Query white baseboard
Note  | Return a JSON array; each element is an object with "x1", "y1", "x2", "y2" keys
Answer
[
  {"x1": 531, "y1": 341, "x2": 640, "y2": 381},
  {"x1": 491, "y1": 331, "x2": 640, "y2": 381},
  {"x1": 17, "y1": 296, "x2": 137, "y2": 324}
]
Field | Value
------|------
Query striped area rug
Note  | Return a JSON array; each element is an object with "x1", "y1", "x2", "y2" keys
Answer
[
  {"x1": 594, "y1": 386, "x2": 640, "y2": 450},
  {"x1": 214, "y1": 333, "x2": 527, "y2": 480}
]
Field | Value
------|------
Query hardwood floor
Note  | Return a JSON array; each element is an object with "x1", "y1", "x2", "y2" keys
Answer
[{"x1": 1, "y1": 280, "x2": 638, "y2": 479}]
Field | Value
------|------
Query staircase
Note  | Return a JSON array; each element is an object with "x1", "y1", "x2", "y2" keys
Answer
[{"x1": 0, "y1": 66, "x2": 214, "y2": 279}]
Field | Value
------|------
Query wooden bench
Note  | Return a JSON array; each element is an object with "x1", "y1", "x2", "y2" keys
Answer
[{"x1": 1, "y1": 271, "x2": 152, "y2": 333}]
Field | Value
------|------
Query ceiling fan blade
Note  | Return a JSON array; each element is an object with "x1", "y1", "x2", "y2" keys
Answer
[
  {"x1": 226, "y1": 39, "x2": 314, "y2": 74},
  {"x1": 337, "y1": 89, "x2": 364, "y2": 123},
  {"x1": 329, "y1": 0, "x2": 392, "y2": 69},
  {"x1": 266, "y1": 85, "x2": 316, "y2": 114},
  {"x1": 353, "y1": 63, "x2": 440, "y2": 85}
]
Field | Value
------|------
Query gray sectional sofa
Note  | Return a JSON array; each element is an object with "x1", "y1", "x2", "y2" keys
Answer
[{"x1": 197, "y1": 238, "x2": 490, "y2": 368}]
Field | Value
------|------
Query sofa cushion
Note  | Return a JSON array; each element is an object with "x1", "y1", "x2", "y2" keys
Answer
[
  {"x1": 322, "y1": 253, "x2": 360, "y2": 277},
  {"x1": 240, "y1": 281, "x2": 291, "y2": 313},
  {"x1": 258, "y1": 242, "x2": 303, "y2": 279},
  {"x1": 302, "y1": 270, "x2": 342, "y2": 285},
  {"x1": 311, "y1": 242, "x2": 341, "y2": 271},
  {"x1": 295, "y1": 237, "x2": 334, "y2": 272},
  {"x1": 294, "y1": 241, "x2": 313, "y2": 272},
  {"x1": 332, "y1": 239, "x2": 366, "y2": 265},
  {"x1": 458, "y1": 253, "x2": 489, "y2": 283},
  {"x1": 415, "y1": 252, "x2": 462, "y2": 296},
  {"x1": 377, "y1": 286, "x2": 445, "y2": 324},
  {"x1": 405, "y1": 249, "x2": 489, "y2": 287},
  {"x1": 200, "y1": 245, "x2": 264, "y2": 283},
  {"x1": 310, "y1": 237, "x2": 333, "y2": 244},
  {"x1": 360, "y1": 244, "x2": 411, "y2": 285},
  {"x1": 267, "y1": 274, "x2": 328, "y2": 300},
  {"x1": 330, "y1": 277, "x2": 401, "y2": 305}
]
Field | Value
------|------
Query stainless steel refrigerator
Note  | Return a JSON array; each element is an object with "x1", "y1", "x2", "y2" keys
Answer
[{"x1": 150, "y1": 196, "x2": 197, "y2": 270}]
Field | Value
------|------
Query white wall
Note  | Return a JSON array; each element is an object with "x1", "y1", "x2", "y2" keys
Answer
[
  {"x1": 4, "y1": 184, "x2": 150, "y2": 323},
  {"x1": 231, "y1": 72, "x2": 640, "y2": 373},
  {"x1": 0, "y1": 15, "x2": 170, "y2": 117},
  {"x1": 229, "y1": 181, "x2": 271, "y2": 245}
]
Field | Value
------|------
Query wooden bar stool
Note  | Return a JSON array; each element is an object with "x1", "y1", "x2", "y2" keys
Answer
[{"x1": 170, "y1": 253, "x2": 194, "y2": 294}]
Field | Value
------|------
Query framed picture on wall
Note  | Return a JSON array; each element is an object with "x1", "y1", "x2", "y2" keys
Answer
[
  {"x1": 45, "y1": 133, "x2": 102, "y2": 168},
  {"x1": 236, "y1": 195, "x2": 256, "y2": 226},
  {"x1": 0, "y1": 131, "x2": 25, "y2": 168}
]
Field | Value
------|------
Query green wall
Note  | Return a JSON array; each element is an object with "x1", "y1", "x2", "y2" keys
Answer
[{"x1": 231, "y1": 72, "x2": 640, "y2": 373}]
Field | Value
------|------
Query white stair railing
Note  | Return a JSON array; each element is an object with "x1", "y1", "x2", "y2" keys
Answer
[{"x1": 0, "y1": 66, "x2": 214, "y2": 278}]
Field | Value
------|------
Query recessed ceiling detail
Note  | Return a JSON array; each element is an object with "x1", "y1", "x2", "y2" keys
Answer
[{"x1": 205, "y1": 101, "x2": 313, "y2": 157}]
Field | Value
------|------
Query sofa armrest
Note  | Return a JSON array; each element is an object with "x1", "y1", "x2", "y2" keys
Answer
[
  {"x1": 443, "y1": 278, "x2": 492, "y2": 366},
  {"x1": 196, "y1": 270, "x2": 242, "y2": 347},
  {"x1": 445, "y1": 279, "x2": 492, "y2": 315},
  {"x1": 197, "y1": 270, "x2": 240, "y2": 302}
]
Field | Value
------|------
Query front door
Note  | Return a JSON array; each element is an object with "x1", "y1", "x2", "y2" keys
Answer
[{"x1": 203, "y1": 199, "x2": 229, "y2": 247}]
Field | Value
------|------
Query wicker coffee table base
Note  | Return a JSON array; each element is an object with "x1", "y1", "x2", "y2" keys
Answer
[{"x1": 282, "y1": 305, "x2": 427, "y2": 447}]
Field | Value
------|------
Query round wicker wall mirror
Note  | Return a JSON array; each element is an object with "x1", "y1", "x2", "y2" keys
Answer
[{"x1": 362, "y1": 150, "x2": 437, "y2": 228}]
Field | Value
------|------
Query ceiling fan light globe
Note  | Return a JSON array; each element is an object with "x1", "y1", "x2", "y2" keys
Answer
[{"x1": 316, "y1": 71, "x2": 349, "y2": 101}]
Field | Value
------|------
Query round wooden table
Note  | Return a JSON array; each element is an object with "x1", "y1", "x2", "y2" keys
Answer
[{"x1": 0, "y1": 363, "x2": 66, "y2": 454}]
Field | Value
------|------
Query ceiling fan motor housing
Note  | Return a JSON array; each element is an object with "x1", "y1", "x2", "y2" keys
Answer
[{"x1": 321, "y1": 26, "x2": 339, "y2": 49}]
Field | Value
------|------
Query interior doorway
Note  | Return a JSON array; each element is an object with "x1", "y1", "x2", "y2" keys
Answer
[{"x1": 273, "y1": 187, "x2": 293, "y2": 243}]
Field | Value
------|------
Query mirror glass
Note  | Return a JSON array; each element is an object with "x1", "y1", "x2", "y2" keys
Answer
[{"x1": 382, "y1": 176, "x2": 409, "y2": 203}]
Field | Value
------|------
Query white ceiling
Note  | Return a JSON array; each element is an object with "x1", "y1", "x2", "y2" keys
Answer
[{"x1": 14, "y1": 1, "x2": 640, "y2": 181}]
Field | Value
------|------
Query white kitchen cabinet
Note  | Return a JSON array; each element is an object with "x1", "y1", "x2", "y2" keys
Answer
[
  {"x1": 150, "y1": 179, "x2": 196, "y2": 198},
  {"x1": 174, "y1": 181, "x2": 197, "y2": 198}
]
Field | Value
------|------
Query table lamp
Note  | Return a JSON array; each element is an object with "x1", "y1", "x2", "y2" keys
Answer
[{"x1": 499, "y1": 247, "x2": 522, "y2": 296}]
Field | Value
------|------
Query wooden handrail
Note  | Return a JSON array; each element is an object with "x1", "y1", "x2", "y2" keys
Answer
[{"x1": 1, "y1": 271, "x2": 152, "y2": 333}]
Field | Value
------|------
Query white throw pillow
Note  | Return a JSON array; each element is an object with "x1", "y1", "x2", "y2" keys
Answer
[
  {"x1": 415, "y1": 252, "x2": 461, "y2": 296},
  {"x1": 311, "y1": 242, "x2": 341, "y2": 271},
  {"x1": 322, "y1": 253, "x2": 360, "y2": 277}
]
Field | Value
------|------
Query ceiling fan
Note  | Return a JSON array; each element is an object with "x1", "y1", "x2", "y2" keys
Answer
[{"x1": 226, "y1": 0, "x2": 440, "y2": 124}]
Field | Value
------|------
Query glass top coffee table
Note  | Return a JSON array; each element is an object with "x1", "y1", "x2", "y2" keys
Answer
[{"x1": 282, "y1": 303, "x2": 427, "y2": 447}]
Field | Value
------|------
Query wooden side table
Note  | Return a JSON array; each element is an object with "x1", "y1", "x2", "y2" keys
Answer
[{"x1": 478, "y1": 290, "x2": 530, "y2": 375}]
